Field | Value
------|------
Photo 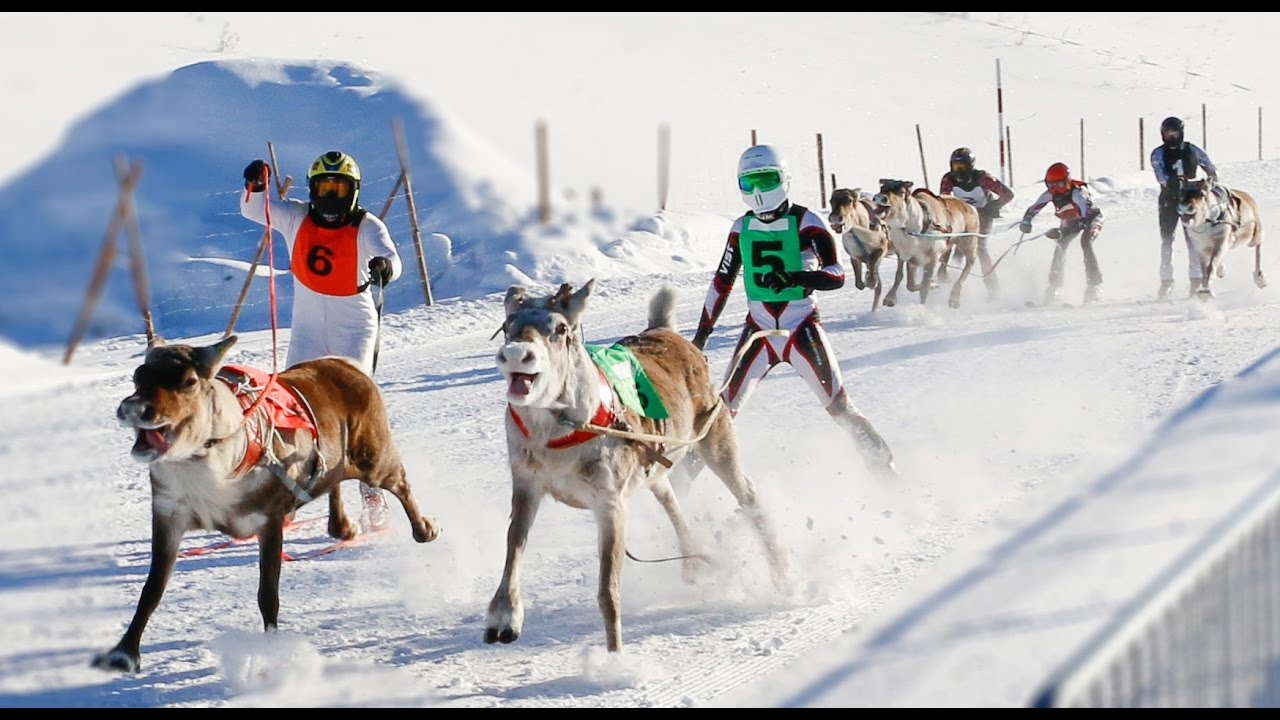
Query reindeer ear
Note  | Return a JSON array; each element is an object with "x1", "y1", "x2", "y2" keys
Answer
[
  {"x1": 851, "y1": 187, "x2": 861, "y2": 196},
  {"x1": 904, "y1": 181, "x2": 914, "y2": 191},
  {"x1": 504, "y1": 286, "x2": 527, "y2": 316},
  {"x1": 563, "y1": 279, "x2": 596, "y2": 327},
  {"x1": 194, "y1": 334, "x2": 238, "y2": 378}
]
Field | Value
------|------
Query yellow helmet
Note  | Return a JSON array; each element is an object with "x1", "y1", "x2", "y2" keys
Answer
[{"x1": 307, "y1": 151, "x2": 361, "y2": 224}]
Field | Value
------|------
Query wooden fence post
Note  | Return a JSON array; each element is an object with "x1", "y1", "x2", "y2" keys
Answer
[
  {"x1": 915, "y1": 124, "x2": 929, "y2": 191},
  {"x1": 1139, "y1": 117, "x2": 1146, "y2": 171},
  {"x1": 64, "y1": 160, "x2": 144, "y2": 364},
  {"x1": 1079, "y1": 118, "x2": 1085, "y2": 179},
  {"x1": 816, "y1": 133, "x2": 826, "y2": 208},
  {"x1": 115, "y1": 155, "x2": 155, "y2": 345},
  {"x1": 536, "y1": 120, "x2": 550, "y2": 225},
  {"x1": 393, "y1": 116, "x2": 435, "y2": 306},
  {"x1": 658, "y1": 123, "x2": 670, "y2": 211}
]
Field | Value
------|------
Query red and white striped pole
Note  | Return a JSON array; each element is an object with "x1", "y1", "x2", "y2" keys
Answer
[{"x1": 996, "y1": 59, "x2": 1007, "y2": 184}]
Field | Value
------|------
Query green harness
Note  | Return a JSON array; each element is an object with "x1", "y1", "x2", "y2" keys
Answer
[{"x1": 585, "y1": 343, "x2": 669, "y2": 420}]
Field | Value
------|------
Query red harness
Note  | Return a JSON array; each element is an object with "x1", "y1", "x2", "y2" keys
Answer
[
  {"x1": 508, "y1": 365, "x2": 616, "y2": 449},
  {"x1": 217, "y1": 365, "x2": 318, "y2": 478}
]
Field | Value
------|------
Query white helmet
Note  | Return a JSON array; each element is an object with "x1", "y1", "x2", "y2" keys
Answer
[{"x1": 737, "y1": 144, "x2": 791, "y2": 215}]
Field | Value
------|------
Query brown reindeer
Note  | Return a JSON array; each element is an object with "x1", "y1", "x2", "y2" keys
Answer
[
  {"x1": 873, "y1": 179, "x2": 981, "y2": 308},
  {"x1": 93, "y1": 335, "x2": 440, "y2": 673},
  {"x1": 828, "y1": 187, "x2": 893, "y2": 311},
  {"x1": 487, "y1": 280, "x2": 791, "y2": 653},
  {"x1": 1178, "y1": 178, "x2": 1266, "y2": 298}
]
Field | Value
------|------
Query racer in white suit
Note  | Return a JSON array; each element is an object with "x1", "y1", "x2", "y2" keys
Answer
[{"x1": 240, "y1": 151, "x2": 403, "y2": 529}]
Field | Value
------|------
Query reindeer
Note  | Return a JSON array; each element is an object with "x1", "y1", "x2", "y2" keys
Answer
[
  {"x1": 828, "y1": 187, "x2": 893, "y2": 311},
  {"x1": 872, "y1": 179, "x2": 981, "y2": 308},
  {"x1": 1178, "y1": 177, "x2": 1266, "y2": 298},
  {"x1": 94, "y1": 335, "x2": 440, "y2": 673},
  {"x1": 487, "y1": 280, "x2": 791, "y2": 653}
]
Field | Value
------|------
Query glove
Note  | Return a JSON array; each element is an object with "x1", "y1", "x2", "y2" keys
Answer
[
  {"x1": 691, "y1": 328, "x2": 710, "y2": 351},
  {"x1": 1019, "y1": 219, "x2": 1033, "y2": 234},
  {"x1": 243, "y1": 159, "x2": 269, "y2": 192},
  {"x1": 368, "y1": 256, "x2": 393, "y2": 286},
  {"x1": 758, "y1": 269, "x2": 794, "y2": 293}
]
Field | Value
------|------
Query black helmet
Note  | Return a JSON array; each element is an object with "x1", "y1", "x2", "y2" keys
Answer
[
  {"x1": 950, "y1": 147, "x2": 975, "y2": 173},
  {"x1": 1160, "y1": 116, "x2": 1184, "y2": 146},
  {"x1": 307, "y1": 151, "x2": 361, "y2": 225}
]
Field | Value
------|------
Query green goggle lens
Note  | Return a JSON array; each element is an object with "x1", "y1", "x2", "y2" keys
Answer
[{"x1": 739, "y1": 170, "x2": 782, "y2": 193}]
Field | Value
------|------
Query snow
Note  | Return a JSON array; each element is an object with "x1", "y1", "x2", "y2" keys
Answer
[{"x1": 2, "y1": 11, "x2": 1280, "y2": 708}]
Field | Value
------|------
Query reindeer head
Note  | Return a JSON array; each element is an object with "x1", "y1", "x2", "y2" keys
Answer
[
  {"x1": 496, "y1": 279, "x2": 595, "y2": 409},
  {"x1": 1178, "y1": 178, "x2": 1219, "y2": 227},
  {"x1": 827, "y1": 187, "x2": 861, "y2": 234},
  {"x1": 873, "y1": 179, "x2": 913, "y2": 221},
  {"x1": 118, "y1": 335, "x2": 237, "y2": 462}
]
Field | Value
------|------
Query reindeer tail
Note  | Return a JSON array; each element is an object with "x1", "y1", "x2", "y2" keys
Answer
[{"x1": 647, "y1": 285, "x2": 678, "y2": 331}]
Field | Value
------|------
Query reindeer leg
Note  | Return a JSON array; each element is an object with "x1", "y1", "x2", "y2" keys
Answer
[
  {"x1": 920, "y1": 261, "x2": 935, "y2": 304},
  {"x1": 486, "y1": 484, "x2": 543, "y2": 646},
  {"x1": 949, "y1": 247, "x2": 977, "y2": 309},
  {"x1": 884, "y1": 256, "x2": 905, "y2": 307},
  {"x1": 257, "y1": 515, "x2": 285, "y2": 630},
  {"x1": 905, "y1": 258, "x2": 920, "y2": 292},
  {"x1": 852, "y1": 259, "x2": 866, "y2": 290},
  {"x1": 650, "y1": 473, "x2": 705, "y2": 584},
  {"x1": 373, "y1": 462, "x2": 440, "y2": 543},
  {"x1": 937, "y1": 244, "x2": 952, "y2": 282},
  {"x1": 697, "y1": 415, "x2": 792, "y2": 594},
  {"x1": 870, "y1": 251, "x2": 884, "y2": 311},
  {"x1": 1256, "y1": 242, "x2": 1268, "y2": 288},
  {"x1": 327, "y1": 479, "x2": 357, "y2": 541},
  {"x1": 595, "y1": 496, "x2": 627, "y2": 652},
  {"x1": 91, "y1": 504, "x2": 184, "y2": 673}
]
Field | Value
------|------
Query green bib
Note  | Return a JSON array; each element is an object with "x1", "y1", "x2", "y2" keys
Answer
[
  {"x1": 585, "y1": 343, "x2": 670, "y2": 419},
  {"x1": 739, "y1": 214, "x2": 805, "y2": 302}
]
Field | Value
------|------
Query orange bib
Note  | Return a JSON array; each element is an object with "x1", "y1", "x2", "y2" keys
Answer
[{"x1": 292, "y1": 218, "x2": 361, "y2": 296}]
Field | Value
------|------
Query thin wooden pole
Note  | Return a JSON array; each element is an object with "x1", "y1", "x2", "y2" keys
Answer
[
  {"x1": 225, "y1": 141, "x2": 291, "y2": 338},
  {"x1": 535, "y1": 120, "x2": 550, "y2": 225},
  {"x1": 1202, "y1": 103, "x2": 1208, "y2": 148},
  {"x1": 831, "y1": 173, "x2": 838, "y2": 192},
  {"x1": 996, "y1": 58, "x2": 1007, "y2": 184},
  {"x1": 816, "y1": 133, "x2": 826, "y2": 208},
  {"x1": 1140, "y1": 117, "x2": 1146, "y2": 171},
  {"x1": 915, "y1": 124, "x2": 929, "y2": 191},
  {"x1": 114, "y1": 155, "x2": 155, "y2": 344},
  {"x1": 64, "y1": 161, "x2": 144, "y2": 364},
  {"x1": 658, "y1": 123, "x2": 670, "y2": 211},
  {"x1": 1005, "y1": 125, "x2": 1015, "y2": 187},
  {"x1": 751, "y1": 129, "x2": 757, "y2": 145},
  {"x1": 1080, "y1": 118, "x2": 1086, "y2": 179},
  {"x1": 378, "y1": 172, "x2": 405, "y2": 220},
  {"x1": 393, "y1": 116, "x2": 435, "y2": 306}
]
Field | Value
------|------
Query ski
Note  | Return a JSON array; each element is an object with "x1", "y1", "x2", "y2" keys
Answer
[
  {"x1": 281, "y1": 525, "x2": 392, "y2": 562},
  {"x1": 177, "y1": 514, "x2": 325, "y2": 558}
]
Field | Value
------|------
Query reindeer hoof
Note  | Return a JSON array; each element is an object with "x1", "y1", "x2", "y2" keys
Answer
[
  {"x1": 949, "y1": 297, "x2": 961, "y2": 309},
  {"x1": 484, "y1": 626, "x2": 520, "y2": 645},
  {"x1": 1256, "y1": 272, "x2": 1268, "y2": 289},
  {"x1": 883, "y1": 296, "x2": 896, "y2": 308},
  {"x1": 414, "y1": 516, "x2": 441, "y2": 543},
  {"x1": 91, "y1": 648, "x2": 139, "y2": 673}
]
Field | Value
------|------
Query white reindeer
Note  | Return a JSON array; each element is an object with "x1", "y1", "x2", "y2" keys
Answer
[{"x1": 486, "y1": 279, "x2": 791, "y2": 652}]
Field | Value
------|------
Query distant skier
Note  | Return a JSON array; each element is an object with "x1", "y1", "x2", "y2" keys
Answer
[
  {"x1": 1019, "y1": 162, "x2": 1105, "y2": 306},
  {"x1": 939, "y1": 147, "x2": 1014, "y2": 299},
  {"x1": 1151, "y1": 116, "x2": 1219, "y2": 300}
]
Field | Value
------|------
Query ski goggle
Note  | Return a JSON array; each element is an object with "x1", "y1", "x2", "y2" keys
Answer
[
  {"x1": 739, "y1": 169, "x2": 783, "y2": 193},
  {"x1": 1047, "y1": 179, "x2": 1069, "y2": 192},
  {"x1": 951, "y1": 161, "x2": 973, "y2": 173},
  {"x1": 314, "y1": 177, "x2": 352, "y2": 198}
]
